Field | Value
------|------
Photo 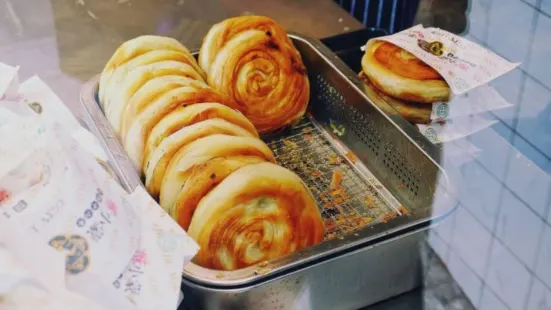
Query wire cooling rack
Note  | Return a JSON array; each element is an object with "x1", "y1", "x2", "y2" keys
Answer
[{"x1": 264, "y1": 118, "x2": 404, "y2": 240}]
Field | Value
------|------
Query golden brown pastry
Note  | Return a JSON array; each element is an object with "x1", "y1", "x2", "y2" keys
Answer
[
  {"x1": 144, "y1": 119, "x2": 257, "y2": 199},
  {"x1": 160, "y1": 134, "x2": 276, "y2": 214},
  {"x1": 362, "y1": 40, "x2": 450, "y2": 103},
  {"x1": 359, "y1": 72, "x2": 432, "y2": 124},
  {"x1": 121, "y1": 75, "x2": 209, "y2": 140},
  {"x1": 171, "y1": 155, "x2": 266, "y2": 230},
  {"x1": 124, "y1": 86, "x2": 239, "y2": 170},
  {"x1": 187, "y1": 162, "x2": 325, "y2": 270},
  {"x1": 103, "y1": 61, "x2": 206, "y2": 135},
  {"x1": 99, "y1": 35, "x2": 204, "y2": 103},
  {"x1": 199, "y1": 16, "x2": 310, "y2": 133},
  {"x1": 143, "y1": 102, "x2": 258, "y2": 169}
]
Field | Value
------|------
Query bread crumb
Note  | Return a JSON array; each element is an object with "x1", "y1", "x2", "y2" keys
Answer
[
  {"x1": 364, "y1": 196, "x2": 374, "y2": 208},
  {"x1": 330, "y1": 170, "x2": 343, "y2": 189},
  {"x1": 328, "y1": 187, "x2": 345, "y2": 196},
  {"x1": 328, "y1": 155, "x2": 343, "y2": 165},
  {"x1": 398, "y1": 205, "x2": 409, "y2": 215},
  {"x1": 345, "y1": 152, "x2": 357, "y2": 164},
  {"x1": 282, "y1": 139, "x2": 297, "y2": 148}
]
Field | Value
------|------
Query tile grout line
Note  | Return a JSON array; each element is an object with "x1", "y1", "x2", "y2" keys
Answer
[
  {"x1": 522, "y1": 0, "x2": 551, "y2": 18},
  {"x1": 490, "y1": 113, "x2": 551, "y2": 170},
  {"x1": 522, "y1": 0, "x2": 542, "y2": 71},
  {"x1": 476, "y1": 165, "x2": 509, "y2": 307},
  {"x1": 524, "y1": 182, "x2": 549, "y2": 310}
]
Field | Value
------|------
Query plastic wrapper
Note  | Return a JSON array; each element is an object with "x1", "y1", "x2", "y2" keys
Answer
[
  {"x1": 0, "y1": 64, "x2": 199, "y2": 310},
  {"x1": 439, "y1": 138, "x2": 482, "y2": 168},
  {"x1": 416, "y1": 114, "x2": 497, "y2": 144},
  {"x1": 428, "y1": 84, "x2": 512, "y2": 122}
]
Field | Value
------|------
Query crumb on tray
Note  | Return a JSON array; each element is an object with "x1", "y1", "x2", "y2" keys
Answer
[
  {"x1": 398, "y1": 205, "x2": 409, "y2": 215},
  {"x1": 345, "y1": 152, "x2": 357, "y2": 164},
  {"x1": 282, "y1": 139, "x2": 297, "y2": 148},
  {"x1": 363, "y1": 196, "x2": 374, "y2": 208},
  {"x1": 328, "y1": 155, "x2": 343, "y2": 165},
  {"x1": 258, "y1": 260, "x2": 269, "y2": 267},
  {"x1": 330, "y1": 170, "x2": 343, "y2": 189}
]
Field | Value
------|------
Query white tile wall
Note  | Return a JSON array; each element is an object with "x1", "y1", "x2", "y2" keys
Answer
[
  {"x1": 490, "y1": 68, "x2": 523, "y2": 127},
  {"x1": 459, "y1": 161, "x2": 503, "y2": 231},
  {"x1": 495, "y1": 189, "x2": 545, "y2": 268},
  {"x1": 433, "y1": 206, "x2": 456, "y2": 245},
  {"x1": 487, "y1": 0, "x2": 535, "y2": 66},
  {"x1": 486, "y1": 241, "x2": 532, "y2": 310},
  {"x1": 479, "y1": 286, "x2": 510, "y2": 310},
  {"x1": 466, "y1": 0, "x2": 489, "y2": 40},
  {"x1": 447, "y1": 250, "x2": 483, "y2": 308},
  {"x1": 542, "y1": 0, "x2": 551, "y2": 15},
  {"x1": 512, "y1": 134, "x2": 551, "y2": 173},
  {"x1": 428, "y1": 229, "x2": 450, "y2": 262},
  {"x1": 527, "y1": 13, "x2": 551, "y2": 89},
  {"x1": 505, "y1": 148, "x2": 551, "y2": 219},
  {"x1": 516, "y1": 76, "x2": 551, "y2": 160},
  {"x1": 536, "y1": 225, "x2": 551, "y2": 289},
  {"x1": 451, "y1": 206, "x2": 492, "y2": 278},
  {"x1": 468, "y1": 125, "x2": 513, "y2": 180},
  {"x1": 431, "y1": 2, "x2": 551, "y2": 309},
  {"x1": 526, "y1": 277, "x2": 551, "y2": 310}
]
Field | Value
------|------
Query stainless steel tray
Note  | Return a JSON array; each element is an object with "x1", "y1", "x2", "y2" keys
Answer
[{"x1": 80, "y1": 32, "x2": 457, "y2": 308}]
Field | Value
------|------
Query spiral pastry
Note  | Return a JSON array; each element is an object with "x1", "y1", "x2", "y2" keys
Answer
[
  {"x1": 142, "y1": 102, "x2": 258, "y2": 171},
  {"x1": 145, "y1": 119, "x2": 257, "y2": 198},
  {"x1": 123, "y1": 86, "x2": 239, "y2": 170},
  {"x1": 199, "y1": 16, "x2": 310, "y2": 133},
  {"x1": 187, "y1": 162, "x2": 325, "y2": 270},
  {"x1": 100, "y1": 35, "x2": 204, "y2": 103},
  {"x1": 104, "y1": 61, "x2": 206, "y2": 135},
  {"x1": 121, "y1": 75, "x2": 209, "y2": 140},
  {"x1": 171, "y1": 155, "x2": 266, "y2": 230},
  {"x1": 160, "y1": 134, "x2": 276, "y2": 213},
  {"x1": 362, "y1": 40, "x2": 450, "y2": 103}
]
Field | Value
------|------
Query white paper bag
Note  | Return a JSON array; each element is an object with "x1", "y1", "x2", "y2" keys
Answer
[
  {"x1": 372, "y1": 25, "x2": 519, "y2": 95},
  {"x1": 0, "y1": 64, "x2": 199, "y2": 310}
]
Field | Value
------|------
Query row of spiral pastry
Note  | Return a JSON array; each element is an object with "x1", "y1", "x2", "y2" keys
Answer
[{"x1": 99, "y1": 30, "x2": 324, "y2": 271}]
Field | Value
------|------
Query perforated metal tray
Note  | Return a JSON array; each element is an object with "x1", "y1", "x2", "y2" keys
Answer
[{"x1": 79, "y1": 32, "x2": 457, "y2": 290}]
